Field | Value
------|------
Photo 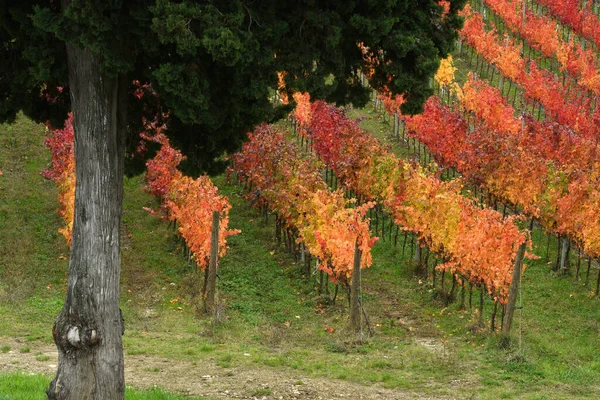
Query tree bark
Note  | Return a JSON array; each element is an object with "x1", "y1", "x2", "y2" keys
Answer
[
  {"x1": 350, "y1": 241, "x2": 362, "y2": 336},
  {"x1": 47, "y1": 44, "x2": 127, "y2": 399},
  {"x1": 205, "y1": 211, "x2": 220, "y2": 317}
]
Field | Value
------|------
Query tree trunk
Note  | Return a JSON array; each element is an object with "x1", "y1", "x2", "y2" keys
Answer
[
  {"x1": 319, "y1": 269, "x2": 324, "y2": 296},
  {"x1": 460, "y1": 281, "x2": 465, "y2": 310},
  {"x1": 559, "y1": 236, "x2": 569, "y2": 271},
  {"x1": 205, "y1": 211, "x2": 220, "y2": 317},
  {"x1": 586, "y1": 256, "x2": 592, "y2": 285},
  {"x1": 501, "y1": 242, "x2": 527, "y2": 339},
  {"x1": 333, "y1": 283, "x2": 339, "y2": 304},
  {"x1": 47, "y1": 45, "x2": 127, "y2": 399},
  {"x1": 414, "y1": 241, "x2": 421, "y2": 269},
  {"x1": 554, "y1": 234, "x2": 562, "y2": 271},
  {"x1": 275, "y1": 219, "x2": 281, "y2": 245},
  {"x1": 478, "y1": 284, "x2": 484, "y2": 324},
  {"x1": 576, "y1": 250, "x2": 582, "y2": 279},
  {"x1": 350, "y1": 241, "x2": 362, "y2": 336},
  {"x1": 469, "y1": 282, "x2": 473, "y2": 309},
  {"x1": 491, "y1": 301, "x2": 498, "y2": 331}
]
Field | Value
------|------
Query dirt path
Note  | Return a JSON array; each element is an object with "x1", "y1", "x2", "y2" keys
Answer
[{"x1": 0, "y1": 337, "x2": 457, "y2": 400}]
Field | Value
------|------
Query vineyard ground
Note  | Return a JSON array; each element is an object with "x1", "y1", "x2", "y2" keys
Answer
[{"x1": 1, "y1": 112, "x2": 600, "y2": 399}]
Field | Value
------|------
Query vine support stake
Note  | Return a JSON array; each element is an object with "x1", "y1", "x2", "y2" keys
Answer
[
  {"x1": 205, "y1": 211, "x2": 220, "y2": 320},
  {"x1": 501, "y1": 242, "x2": 527, "y2": 342},
  {"x1": 350, "y1": 240, "x2": 362, "y2": 338}
]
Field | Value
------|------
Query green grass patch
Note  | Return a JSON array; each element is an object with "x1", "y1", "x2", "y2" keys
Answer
[
  {"x1": 250, "y1": 388, "x2": 272, "y2": 397},
  {"x1": 0, "y1": 372, "x2": 213, "y2": 400}
]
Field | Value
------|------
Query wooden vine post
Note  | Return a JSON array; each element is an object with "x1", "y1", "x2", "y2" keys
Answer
[
  {"x1": 501, "y1": 242, "x2": 527, "y2": 341},
  {"x1": 414, "y1": 240, "x2": 421, "y2": 270},
  {"x1": 205, "y1": 210, "x2": 220, "y2": 319},
  {"x1": 559, "y1": 236, "x2": 569, "y2": 272},
  {"x1": 350, "y1": 240, "x2": 362, "y2": 337}
]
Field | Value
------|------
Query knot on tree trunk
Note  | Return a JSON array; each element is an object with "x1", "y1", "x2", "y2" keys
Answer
[
  {"x1": 54, "y1": 318, "x2": 101, "y2": 354},
  {"x1": 66, "y1": 326, "x2": 99, "y2": 347}
]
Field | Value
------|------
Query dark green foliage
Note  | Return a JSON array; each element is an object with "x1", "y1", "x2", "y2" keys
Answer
[{"x1": 1, "y1": 0, "x2": 465, "y2": 174}]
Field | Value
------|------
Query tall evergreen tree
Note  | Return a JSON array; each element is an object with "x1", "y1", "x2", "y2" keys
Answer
[{"x1": 0, "y1": 1, "x2": 465, "y2": 398}]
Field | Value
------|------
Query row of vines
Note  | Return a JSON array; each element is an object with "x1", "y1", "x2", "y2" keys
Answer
[
  {"x1": 43, "y1": 116, "x2": 238, "y2": 315},
  {"x1": 370, "y1": 0, "x2": 600, "y2": 294}
]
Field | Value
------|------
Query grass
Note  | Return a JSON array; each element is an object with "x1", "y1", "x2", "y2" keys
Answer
[
  {"x1": 0, "y1": 372, "x2": 213, "y2": 400},
  {"x1": 2, "y1": 111, "x2": 600, "y2": 399},
  {"x1": 34, "y1": 353, "x2": 49, "y2": 362},
  {"x1": 0, "y1": 114, "x2": 66, "y2": 343},
  {"x1": 250, "y1": 388, "x2": 272, "y2": 397}
]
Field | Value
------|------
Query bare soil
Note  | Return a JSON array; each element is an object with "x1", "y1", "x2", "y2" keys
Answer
[{"x1": 0, "y1": 337, "x2": 456, "y2": 400}]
